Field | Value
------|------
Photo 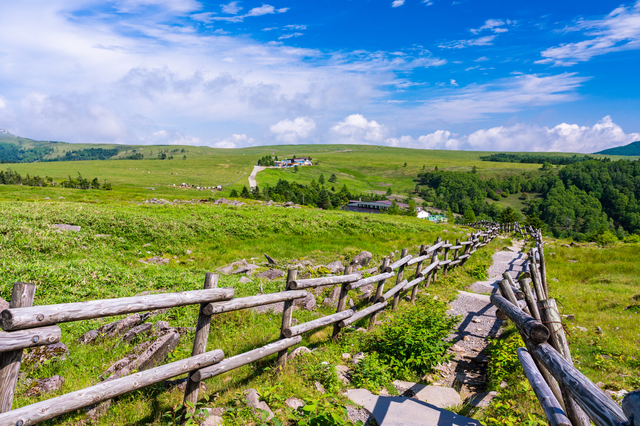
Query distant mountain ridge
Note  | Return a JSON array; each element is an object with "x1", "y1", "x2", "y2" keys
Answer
[{"x1": 596, "y1": 141, "x2": 640, "y2": 156}]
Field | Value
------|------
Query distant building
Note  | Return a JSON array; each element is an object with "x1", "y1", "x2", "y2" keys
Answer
[
  {"x1": 275, "y1": 157, "x2": 313, "y2": 167},
  {"x1": 427, "y1": 214, "x2": 447, "y2": 223},
  {"x1": 343, "y1": 199, "x2": 425, "y2": 215},
  {"x1": 417, "y1": 210, "x2": 430, "y2": 219}
]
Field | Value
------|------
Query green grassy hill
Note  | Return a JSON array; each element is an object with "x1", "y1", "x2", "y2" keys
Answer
[{"x1": 596, "y1": 140, "x2": 640, "y2": 156}]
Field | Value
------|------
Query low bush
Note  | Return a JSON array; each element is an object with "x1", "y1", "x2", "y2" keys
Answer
[{"x1": 349, "y1": 352, "x2": 395, "y2": 394}]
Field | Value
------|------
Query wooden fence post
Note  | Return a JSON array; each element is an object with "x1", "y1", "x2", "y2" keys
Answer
[
  {"x1": 451, "y1": 238, "x2": 460, "y2": 271},
  {"x1": 332, "y1": 265, "x2": 353, "y2": 342},
  {"x1": 410, "y1": 245, "x2": 426, "y2": 302},
  {"x1": 368, "y1": 258, "x2": 390, "y2": 330},
  {"x1": 427, "y1": 237, "x2": 441, "y2": 285},
  {"x1": 183, "y1": 273, "x2": 218, "y2": 414},
  {"x1": 277, "y1": 269, "x2": 297, "y2": 369},
  {"x1": 442, "y1": 240, "x2": 450, "y2": 276},
  {"x1": 0, "y1": 282, "x2": 37, "y2": 413},
  {"x1": 537, "y1": 241, "x2": 549, "y2": 297},
  {"x1": 392, "y1": 248, "x2": 408, "y2": 311}
]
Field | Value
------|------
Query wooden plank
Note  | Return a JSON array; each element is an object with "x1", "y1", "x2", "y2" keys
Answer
[
  {"x1": 339, "y1": 302, "x2": 388, "y2": 328},
  {"x1": 383, "y1": 254, "x2": 413, "y2": 273},
  {"x1": 379, "y1": 280, "x2": 408, "y2": 303},
  {"x1": 0, "y1": 325, "x2": 61, "y2": 353},
  {"x1": 346, "y1": 272, "x2": 395, "y2": 291},
  {"x1": 424, "y1": 240, "x2": 445, "y2": 253},
  {"x1": 0, "y1": 288, "x2": 235, "y2": 331},
  {"x1": 283, "y1": 310, "x2": 355, "y2": 338},
  {"x1": 490, "y1": 294, "x2": 549, "y2": 343},
  {"x1": 289, "y1": 274, "x2": 360, "y2": 290},
  {"x1": 203, "y1": 290, "x2": 308, "y2": 315},
  {"x1": 0, "y1": 349, "x2": 225, "y2": 426},
  {"x1": 277, "y1": 269, "x2": 296, "y2": 368},
  {"x1": 530, "y1": 343, "x2": 627, "y2": 426},
  {"x1": 0, "y1": 283, "x2": 36, "y2": 413},
  {"x1": 517, "y1": 348, "x2": 572, "y2": 426},
  {"x1": 191, "y1": 337, "x2": 302, "y2": 382},
  {"x1": 183, "y1": 273, "x2": 218, "y2": 414}
]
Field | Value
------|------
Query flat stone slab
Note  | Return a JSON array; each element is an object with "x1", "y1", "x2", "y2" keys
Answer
[
  {"x1": 346, "y1": 389, "x2": 481, "y2": 426},
  {"x1": 392, "y1": 381, "x2": 461, "y2": 408}
]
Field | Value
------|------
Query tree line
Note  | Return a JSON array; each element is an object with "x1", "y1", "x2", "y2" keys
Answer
[
  {"x1": 479, "y1": 153, "x2": 596, "y2": 166},
  {"x1": 0, "y1": 169, "x2": 112, "y2": 190}
]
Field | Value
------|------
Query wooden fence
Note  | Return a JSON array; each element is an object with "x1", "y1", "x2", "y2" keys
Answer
[
  {"x1": 469, "y1": 221, "x2": 639, "y2": 426},
  {"x1": 0, "y1": 226, "x2": 504, "y2": 425}
]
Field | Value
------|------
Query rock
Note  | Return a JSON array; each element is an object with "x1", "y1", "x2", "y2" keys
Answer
[
  {"x1": 77, "y1": 330, "x2": 99, "y2": 345},
  {"x1": 232, "y1": 264, "x2": 260, "y2": 275},
  {"x1": 52, "y1": 224, "x2": 81, "y2": 232},
  {"x1": 499, "y1": 381, "x2": 508, "y2": 389},
  {"x1": 143, "y1": 243, "x2": 151, "y2": 247},
  {"x1": 596, "y1": 382, "x2": 605, "y2": 388},
  {"x1": 239, "y1": 276, "x2": 252, "y2": 284},
  {"x1": 568, "y1": 259, "x2": 578, "y2": 263},
  {"x1": 359, "y1": 284, "x2": 375, "y2": 295},
  {"x1": 352, "y1": 352, "x2": 365, "y2": 365},
  {"x1": 0, "y1": 296, "x2": 9, "y2": 311},
  {"x1": 121, "y1": 322, "x2": 153, "y2": 344},
  {"x1": 154, "y1": 321, "x2": 170, "y2": 331},
  {"x1": 217, "y1": 265, "x2": 234, "y2": 274},
  {"x1": 346, "y1": 388, "x2": 478, "y2": 426},
  {"x1": 351, "y1": 251, "x2": 373, "y2": 267},
  {"x1": 243, "y1": 388, "x2": 274, "y2": 421},
  {"x1": 25, "y1": 375, "x2": 65, "y2": 396},
  {"x1": 356, "y1": 327, "x2": 367, "y2": 332},
  {"x1": 462, "y1": 336, "x2": 470, "y2": 341},
  {"x1": 288, "y1": 346, "x2": 311, "y2": 360},
  {"x1": 466, "y1": 391, "x2": 498, "y2": 408},
  {"x1": 576, "y1": 326, "x2": 588, "y2": 332},
  {"x1": 551, "y1": 278, "x2": 559, "y2": 282},
  {"x1": 471, "y1": 318, "x2": 481, "y2": 323},
  {"x1": 596, "y1": 326, "x2": 603, "y2": 334},
  {"x1": 202, "y1": 409, "x2": 223, "y2": 426},
  {"x1": 264, "y1": 253, "x2": 278, "y2": 265},
  {"x1": 103, "y1": 332, "x2": 180, "y2": 380},
  {"x1": 256, "y1": 269, "x2": 285, "y2": 280},
  {"x1": 140, "y1": 256, "x2": 170, "y2": 265},
  {"x1": 22, "y1": 343, "x2": 69, "y2": 370},
  {"x1": 314, "y1": 381, "x2": 326, "y2": 394},
  {"x1": 285, "y1": 397, "x2": 305, "y2": 410},
  {"x1": 450, "y1": 344, "x2": 466, "y2": 353},
  {"x1": 294, "y1": 293, "x2": 316, "y2": 311},
  {"x1": 392, "y1": 381, "x2": 462, "y2": 408},
  {"x1": 336, "y1": 365, "x2": 351, "y2": 384},
  {"x1": 322, "y1": 286, "x2": 341, "y2": 306},
  {"x1": 326, "y1": 261, "x2": 345, "y2": 273},
  {"x1": 342, "y1": 353, "x2": 352, "y2": 360},
  {"x1": 566, "y1": 314, "x2": 575, "y2": 320},
  {"x1": 185, "y1": 250, "x2": 192, "y2": 255},
  {"x1": 362, "y1": 266, "x2": 379, "y2": 275},
  {"x1": 78, "y1": 313, "x2": 146, "y2": 344}
]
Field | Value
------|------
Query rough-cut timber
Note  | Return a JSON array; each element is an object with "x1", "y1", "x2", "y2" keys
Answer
[
  {"x1": 403, "y1": 276, "x2": 425, "y2": 291},
  {"x1": 392, "y1": 248, "x2": 409, "y2": 311},
  {"x1": 0, "y1": 288, "x2": 235, "y2": 331},
  {"x1": 383, "y1": 255, "x2": 412, "y2": 272},
  {"x1": 518, "y1": 274, "x2": 541, "y2": 321},
  {"x1": 203, "y1": 291, "x2": 308, "y2": 315},
  {"x1": 289, "y1": 274, "x2": 360, "y2": 290},
  {"x1": 339, "y1": 302, "x2": 387, "y2": 328},
  {"x1": 191, "y1": 337, "x2": 302, "y2": 382},
  {"x1": 425, "y1": 240, "x2": 446, "y2": 253},
  {"x1": 283, "y1": 310, "x2": 355, "y2": 338},
  {"x1": 346, "y1": 272, "x2": 395, "y2": 291},
  {"x1": 502, "y1": 273, "x2": 525, "y2": 300},
  {"x1": 498, "y1": 279, "x2": 519, "y2": 306},
  {"x1": 517, "y1": 348, "x2": 571, "y2": 426},
  {"x1": 530, "y1": 343, "x2": 627, "y2": 426},
  {"x1": 416, "y1": 261, "x2": 439, "y2": 278},
  {"x1": 378, "y1": 280, "x2": 408, "y2": 303},
  {"x1": 332, "y1": 265, "x2": 353, "y2": 342},
  {"x1": 0, "y1": 349, "x2": 224, "y2": 426},
  {"x1": 407, "y1": 255, "x2": 429, "y2": 266},
  {"x1": 277, "y1": 269, "x2": 296, "y2": 368},
  {"x1": 0, "y1": 325, "x2": 61, "y2": 352},
  {"x1": 490, "y1": 294, "x2": 549, "y2": 343},
  {"x1": 622, "y1": 390, "x2": 640, "y2": 426},
  {"x1": 0, "y1": 282, "x2": 36, "y2": 413},
  {"x1": 369, "y1": 258, "x2": 390, "y2": 331}
]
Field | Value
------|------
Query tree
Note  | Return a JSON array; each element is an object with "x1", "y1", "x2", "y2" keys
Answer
[
  {"x1": 471, "y1": 165, "x2": 478, "y2": 174},
  {"x1": 328, "y1": 173, "x2": 338, "y2": 183},
  {"x1": 386, "y1": 187, "x2": 392, "y2": 196},
  {"x1": 499, "y1": 206, "x2": 520, "y2": 223},
  {"x1": 463, "y1": 207, "x2": 476, "y2": 223},
  {"x1": 183, "y1": 155, "x2": 187, "y2": 160},
  {"x1": 435, "y1": 166, "x2": 439, "y2": 171},
  {"x1": 446, "y1": 207, "x2": 454, "y2": 223},
  {"x1": 318, "y1": 174, "x2": 325, "y2": 185},
  {"x1": 229, "y1": 189, "x2": 238, "y2": 197},
  {"x1": 387, "y1": 200, "x2": 401, "y2": 215},
  {"x1": 318, "y1": 189, "x2": 331, "y2": 209},
  {"x1": 403, "y1": 162, "x2": 407, "y2": 167},
  {"x1": 240, "y1": 185, "x2": 251, "y2": 198},
  {"x1": 294, "y1": 165, "x2": 299, "y2": 173},
  {"x1": 541, "y1": 162, "x2": 552, "y2": 171},
  {"x1": 414, "y1": 184, "x2": 420, "y2": 193},
  {"x1": 406, "y1": 199, "x2": 417, "y2": 217}
]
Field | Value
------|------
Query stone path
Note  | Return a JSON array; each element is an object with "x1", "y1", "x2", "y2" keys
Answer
[{"x1": 248, "y1": 165, "x2": 266, "y2": 189}]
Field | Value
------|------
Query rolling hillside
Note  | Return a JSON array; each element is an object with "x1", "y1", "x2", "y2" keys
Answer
[{"x1": 596, "y1": 140, "x2": 640, "y2": 156}]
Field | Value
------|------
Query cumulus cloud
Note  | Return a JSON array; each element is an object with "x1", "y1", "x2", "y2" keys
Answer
[
  {"x1": 385, "y1": 116, "x2": 640, "y2": 153},
  {"x1": 147, "y1": 129, "x2": 201, "y2": 145},
  {"x1": 221, "y1": 1, "x2": 242, "y2": 14},
  {"x1": 470, "y1": 19, "x2": 513, "y2": 34},
  {"x1": 331, "y1": 114, "x2": 389, "y2": 143},
  {"x1": 538, "y1": 2, "x2": 640, "y2": 65},
  {"x1": 392, "y1": 0, "x2": 405, "y2": 7},
  {"x1": 213, "y1": 134, "x2": 256, "y2": 149},
  {"x1": 279, "y1": 33, "x2": 303, "y2": 40},
  {"x1": 270, "y1": 117, "x2": 316, "y2": 143},
  {"x1": 210, "y1": 3, "x2": 288, "y2": 22}
]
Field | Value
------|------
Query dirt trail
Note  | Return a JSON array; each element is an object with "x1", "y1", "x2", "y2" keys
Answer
[
  {"x1": 248, "y1": 165, "x2": 266, "y2": 189},
  {"x1": 437, "y1": 239, "x2": 527, "y2": 403}
]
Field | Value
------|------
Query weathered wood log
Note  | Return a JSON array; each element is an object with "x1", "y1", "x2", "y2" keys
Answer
[
  {"x1": 404, "y1": 276, "x2": 425, "y2": 291},
  {"x1": 460, "y1": 241, "x2": 473, "y2": 246},
  {"x1": 416, "y1": 260, "x2": 439, "y2": 278},
  {"x1": 537, "y1": 241, "x2": 549, "y2": 297},
  {"x1": 340, "y1": 302, "x2": 388, "y2": 328},
  {"x1": 369, "y1": 259, "x2": 390, "y2": 331},
  {"x1": 438, "y1": 259, "x2": 452, "y2": 266},
  {"x1": 490, "y1": 294, "x2": 549, "y2": 343},
  {"x1": 277, "y1": 269, "x2": 297, "y2": 368},
  {"x1": 0, "y1": 349, "x2": 225, "y2": 426},
  {"x1": 379, "y1": 280, "x2": 408, "y2": 303},
  {"x1": 184, "y1": 273, "x2": 218, "y2": 413},
  {"x1": 289, "y1": 274, "x2": 360, "y2": 290},
  {"x1": 407, "y1": 254, "x2": 429, "y2": 266},
  {"x1": 538, "y1": 299, "x2": 590, "y2": 426},
  {"x1": 0, "y1": 288, "x2": 235, "y2": 331},
  {"x1": 442, "y1": 240, "x2": 451, "y2": 276},
  {"x1": 622, "y1": 390, "x2": 640, "y2": 426},
  {"x1": 333, "y1": 266, "x2": 353, "y2": 342},
  {"x1": 192, "y1": 337, "x2": 301, "y2": 382},
  {"x1": 0, "y1": 325, "x2": 61, "y2": 353},
  {"x1": 392, "y1": 248, "x2": 409, "y2": 311},
  {"x1": 502, "y1": 273, "x2": 525, "y2": 300},
  {"x1": 518, "y1": 274, "x2": 541, "y2": 321},
  {"x1": 425, "y1": 240, "x2": 445, "y2": 253},
  {"x1": 283, "y1": 310, "x2": 355, "y2": 338},
  {"x1": 410, "y1": 245, "x2": 427, "y2": 302},
  {"x1": 530, "y1": 343, "x2": 627, "y2": 426},
  {"x1": 448, "y1": 259, "x2": 461, "y2": 267},
  {"x1": 0, "y1": 283, "x2": 36, "y2": 413},
  {"x1": 528, "y1": 251, "x2": 546, "y2": 301},
  {"x1": 346, "y1": 272, "x2": 395, "y2": 291},
  {"x1": 203, "y1": 290, "x2": 308, "y2": 315},
  {"x1": 498, "y1": 279, "x2": 519, "y2": 307},
  {"x1": 383, "y1": 254, "x2": 413, "y2": 273},
  {"x1": 517, "y1": 348, "x2": 572, "y2": 426}
]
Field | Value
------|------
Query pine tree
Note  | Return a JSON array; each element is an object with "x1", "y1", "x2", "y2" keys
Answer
[
  {"x1": 406, "y1": 199, "x2": 417, "y2": 217},
  {"x1": 229, "y1": 189, "x2": 238, "y2": 197},
  {"x1": 463, "y1": 207, "x2": 476, "y2": 223},
  {"x1": 318, "y1": 174, "x2": 325, "y2": 185},
  {"x1": 386, "y1": 187, "x2": 392, "y2": 196},
  {"x1": 240, "y1": 185, "x2": 251, "y2": 198},
  {"x1": 328, "y1": 173, "x2": 338, "y2": 183}
]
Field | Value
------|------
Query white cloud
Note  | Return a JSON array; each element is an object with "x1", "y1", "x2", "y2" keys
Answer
[
  {"x1": 385, "y1": 116, "x2": 640, "y2": 153},
  {"x1": 422, "y1": 0, "x2": 434, "y2": 5},
  {"x1": 213, "y1": 134, "x2": 255, "y2": 148},
  {"x1": 470, "y1": 19, "x2": 512, "y2": 34},
  {"x1": 450, "y1": 79, "x2": 458, "y2": 86},
  {"x1": 114, "y1": 0, "x2": 202, "y2": 14},
  {"x1": 331, "y1": 114, "x2": 389, "y2": 143},
  {"x1": 538, "y1": 2, "x2": 640, "y2": 66},
  {"x1": 270, "y1": 117, "x2": 316, "y2": 143},
  {"x1": 279, "y1": 33, "x2": 303, "y2": 40},
  {"x1": 392, "y1": 0, "x2": 405, "y2": 7},
  {"x1": 148, "y1": 129, "x2": 201, "y2": 145},
  {"x1": 439, "y1": 35, "x2": 496, "y2": 49},
  {"x1": 221, "y1": 1, "x2": 242, "y2": 14},
  {"x1": 210, "y1": 3, "x2": 289, "y2": 22},
  {"x1": 284, "y1": 24, "x2": 307, "y2": 30}
]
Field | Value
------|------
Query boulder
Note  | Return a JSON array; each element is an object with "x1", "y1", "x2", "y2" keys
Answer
[
  {"x1": 322, "y1": 286, "x2": 341, "y2": 306},
  {"x1": 239, "y1": 276, "x2": 252, "y2": 284},
  {"x1": 244, "y1": 388, "x2": 274, "y2": 421},
  {"x1": 294, "y1": 293, "x2": 316, "y2": 311},
  {"x1": 202, "y1": 408, "x2": 224, "y2": 426},
  {"x1": 25, "y1": 375, "x2": 65, "y2": 396},
  {"x1": 288, "y1": 346, "x2": 311, "y2": 360},
  {"x1": 232, "y1": 264, "x2": 260, "y2": 275},
  {"x1": 336, "y1": 365, "x2": 351, "y2": 384},
  {"x1": 351, "y1": 251, "x2": 373, "y2": 267},
  {"x1": 326, "y1": 261, "x2": 345, "y2": 273},
  {"x1": 351, "y1": 352, "x2": 365, "y2": 365},
  {"x1": 121, "y1": 322, "x2": 153, "y2": 344},
  {"x1": 22, "y1": 343, "x2": 68, "y2": 370},
  {"x1": 285, "y1": 397, "x2": 305, "y2": 410},
  {"x1": 217, "y1": 265, "x2": 234, "y2": 274},
  {"x1": 256, "y1": 269, "x2": 285, "y2": 280}
]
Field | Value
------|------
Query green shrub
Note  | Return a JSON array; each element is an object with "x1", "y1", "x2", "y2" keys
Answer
[
  {"x1": 486, "y1": 332, "x2": 525, "y2": 388},
  {"x1": 289, "y1": 394, "x2": 362, "y2": 426},
  {"x1": 593, "y1": 230, "x2": 618, "y2": 247},
  {"x1": 366, "y1": 298, "x2": 457, "y2": 379},
  {"x1": 350, "y1": 352, "x2": 395, "y2": 394},
  {"x1": 624, "y1": 234, "x2": 640, "y2": 244},
  {"x1": 303, "y1": 361, "x2": 342, "y2": 394}
]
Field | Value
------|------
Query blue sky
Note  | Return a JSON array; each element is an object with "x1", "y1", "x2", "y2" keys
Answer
[{"x1": 0, "y1": 0, "x2": 639, "y2": 152}]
